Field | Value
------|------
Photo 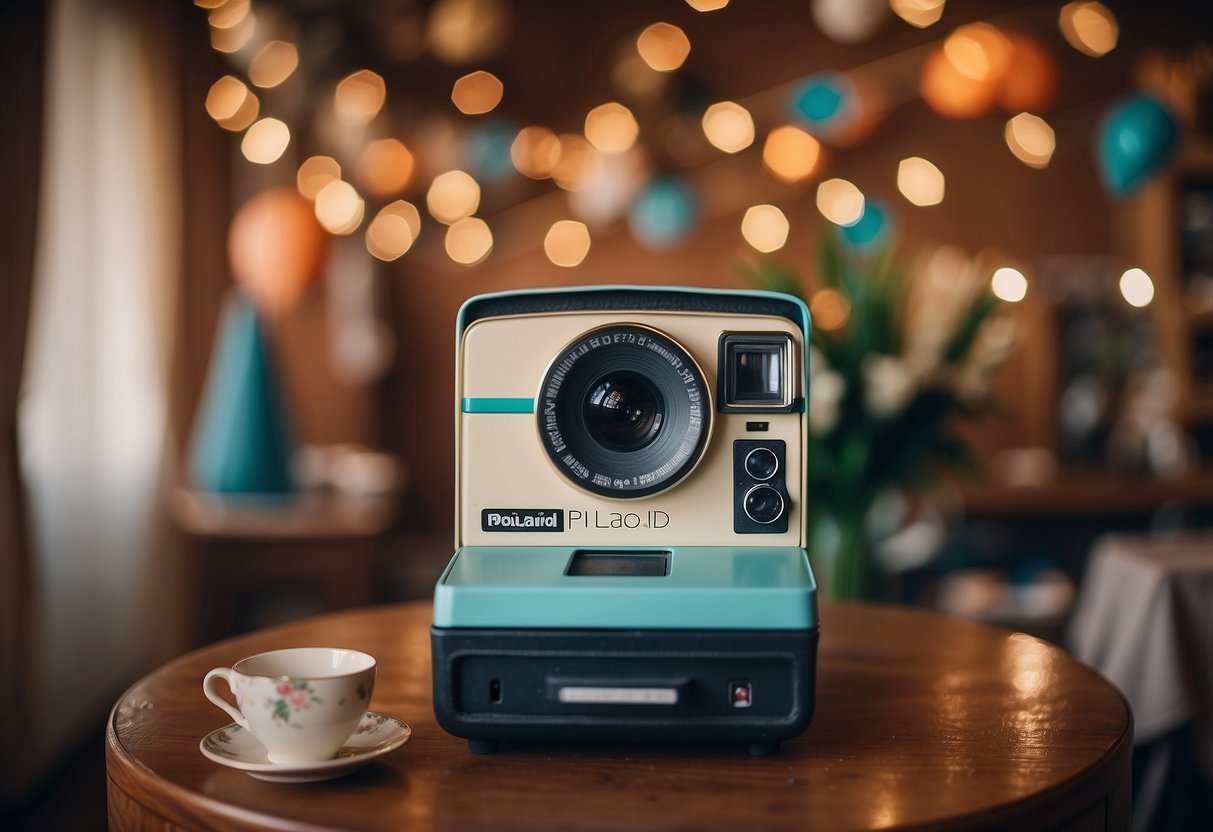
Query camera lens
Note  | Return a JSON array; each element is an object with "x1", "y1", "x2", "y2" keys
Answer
[
  {"x1": 584, "y1": 373, "x2": 664, "y2": 451},
  {"x1": 538, "y1": 324, "x2": 711, "y2": 498},
  {"x1": 743, "y1": 447, "x2": 779, "y2": 481},
  {"x1": 743, "y1": 484, "x2": 785, "y2": 525}
]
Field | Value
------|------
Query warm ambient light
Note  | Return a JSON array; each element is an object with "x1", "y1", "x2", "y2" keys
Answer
[
  {"x1": 427, "y1": 170, "x2": 481, "y2": 224},
  {"x1": 991, "y1": 267, "x2": 1029, "y2": 302},
  {"x1": 740, "y1": 205, "x2": 790, "y2": 253},
  {"x1": 1059, "y1": 2, "x2": 1118, "y2": 58},
  {"x1": 366, "y1": 205, "x2": 417, "y2": 262},
  {"x1": 636, "y1": 22, "x2": 691, "y2": 72},
  {"x1": 210, "y1": 12, "x2": 255, "y2": 53},
  {"x1": 897, "y1": 157, "x2": 945, "y2": 206},
  {"x1": 249, "y1": 40, "x2": 298, "y2": 88},
  {"x1": 356, "y1": 139, "x2": 415, "y2": 197},
  {"x1": 451, "y1": 70, "x2": 504, "y2": 115},
  {"x1": 943, "y1": 23, "x2": 1011, "y2": 82},
  {"x1": 335, "y1": 70, "x2": 387, "y2": 125},
  {"x1": 544, "y1": 220, "x2": 592, "y2": 267},
  {"x1": 1119, "y1": 267, "x2": 1154, "y2": 308},
  {"x1": 445, "y1": 216, "x2": 493, "y2": 265},
  {"x1": 314, "y1": 180, "x2": 365, "y2": 235},
  {"x1": 810, "y1": 289, "x2": 851, "y2": 331},
  {"x1": 511, "y1": 126, "x2": 562, "y2": 179},
  {"x1": 206, "y1": 76, "x2": 259, "y2": 131},
  {"x1": 702, "y1": 101, "x2": 754, "y2": 154},
  {"x1": 891, "y1": 0, "x2": 946, "y2": 29},
  {"x1": 1005, "y1": 113, "x2": 1055, "y2": 169},
  {"x1": 816, "y1": 179, "x2": 865, "y2": 227},
  {"x1": 240, "y1": 118, "x2": 290, "y2": 164},
  {"x1": 297, "y1": 156, "x2": 341, "y2": 201},
  {"x1": 685, "y1": 0, "x2": 729, "y2": 10},
  {"x1": 584, "y1": 102, "x2": 639, "y2": 155},
  {"x1": 762, "y1": 125, "x2": 822, "y2": 183},
  {"x1": 208, "y1": 0, "x2": 249, "y2": 29},
  {"x1": 380, "y1": 199, "x2": 422, "y2": 241}
]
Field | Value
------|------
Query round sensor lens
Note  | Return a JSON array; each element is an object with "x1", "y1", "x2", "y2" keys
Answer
[
  {"x1": 744, "y1": 447, "x2": 779, "y2": 481},
  {"x1": 744, "y1": 484, "x2": 785, "y2": 525},
  {"x1": 584, "y1": 373, "x2": 664, "y2": 451}
]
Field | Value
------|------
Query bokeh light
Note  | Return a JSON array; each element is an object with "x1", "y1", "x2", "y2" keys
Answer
[
  {"x1": 741, "y1": 205, "x2": 790, "y2": 253},
  {"x1": 240, "y1": 118, "x2": 290, "y2": 164},
  {"x1": 335, "y1": 70, "x2": 387, "y2": 125},
  {"x1": 452, "y1": 70, "x2": 504, "y2": 115},
  {"x1": 1005, "y1": 113, "x2": 1056, "y2": 169},
  {"x1": 510, "y1": 126, "x2": 562, "y2": 179},
  {"x1": 891, "y1": 0, "x2": 946, "y2": 28},
  {"x1": 1119, "y1": 267, "x2": 1154, "y2": 307},
  {"x1": 810, "y1": 289, "x2": 852, "y2": 331},
  {"x1": 210, "y1": 12, "x2": 255, "y2": 53},
  {"x1": 366, "y1": 207, "x2": 416, "y2": 262},
  {"x1": 1000, "y1": 34, "x2": 1060, "y2": 113},
  {"x1": 897, "y1": 157, "x2": 945, "y2": 206},
  {"x1": 816, "y1": 178, "x2": 865, "y2": 226},
  {"x1": 701, "y1": 101, "x2": 755, "y2": 153},
  {"x1": 427, "y1": 169, "x2": 481, "y2": 224},
  {"x1": 942, "y1": 23, "x2": 1011, "y2": 82},
  {"x1": 552, "y1": 134, "x2": 603, "y2": 192},
  {"x1": 314, "y1": 180, "x2": 366, "y2": 235},
  {"x1": 544, "y1": 220, "x2": 592, "y2": 267},
  {"x1": 208, "y1": 0, "x2": 249, "y2": 29},
  {"x1": 685, "y1": 0, "x2": 729, "y2": 10},
  {"x1": 612, "y1": 51, "x2": 666, "y2": 104},
  {"x1": 636, "y1": 23, "x2": 691, "y2": 72},
  {"x1": 380, "y1": 199, "x2": 422, "y2": 242},
  {"x1": 920, "y1": 25, "x2": 1013, "y2": 119},
  {"x1": 991, "y1": 267, "x2": 1028, "y2": 302},
  {"x1": 296, "y1": 156, "x2": 341, "y2": 202},
  {"x1": 1059, "y1": 2, "x2": 1118, "y2": 58},
  {"x1": 584, "y1": 102, "x2": 640, "y2": 155},
  {"x1": 445, "y1": 216, "x2": 493, "y2": 265},
  {"x1": 762, "y1": 125, "x2": 823, "y2": 183},
  {"x1": 427, "y1": 0, "x2": 510, "y2": 64},
  {"x1": 206, "y1": 76, "x2": 259, "y2": 131},
  {"x1": 356, "y1": 139, "x2": 415, "y2": 197},
  {"x1": 249, "y1": 40, "x2": 298, "y2": 88}
]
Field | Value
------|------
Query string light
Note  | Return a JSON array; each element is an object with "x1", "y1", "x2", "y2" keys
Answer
[
  {"x1": 208, "y1": 0, "x2": 250, "y2": 29},
  {"x1": 380, "y1": 200, "x2": 422, "y2": 242},
  {"x1": 445, "y1": 217, "x2": 493, "y2": 265},
  {"x1": 314, "y1": 180, "x2": 365, "y2": 235},
  {"x1": 249, "y1": 41, "x2": 299, "y2": 88},
  {"x1": 510, "y1": 126, "x2": 562, "y2": 179},
  {"x1": 210, "y1": 12, "x2": 255, "y2": 53},
  {"x1": 685, "y1": 0, "x2": 729, "y2": 10},
  {"x1": 366, "y1": 206, "x2": 416, "y2": 261},
  {"x1": 991, "y1": 267, "x2": 1028, "y2": 302},
  {"x1": 206, "y1": 76, "x2": 259, "y2": 131},
  {"x1": 1059, "y1": 2, "x2": 1118, "y2": 58},
  {"x1": 240, "y1": 118, "x2": 290, "y2": 164},
  {"x1": 1005, "y1": 113, "x2": 1055, "y2": 169},
  {"x1": 552, "y1": 134, "x2": 603, "y2": 192},
  {"x1": 335, "y1": 70, "x2": 387, "y2": 125},
  {"x1": 897, "y1": 157, "x2": 945, "y2": 206},
  {"x1": 427, "y1": 170, "x2": 481, "y2": 224},
  {"x1": 701, "y1": 101, "x2": 754, "y2": 154},
  {"x1": 762, "y1": 126, "x2": 822, "y2": 183},
  {"x1": 740, "y1": 205, "x2": 790, "y2": 253},
  {"x1": 636, "y1": 23, "x2": 691, "y2": 72},
  {"x1": 1119, "y1": 268, "x2": 1154, "y2": 307},
  {"x1": 584, "y1": 102, "x2": 639, "y2": 155},
  {"x1": 297, "y1": 156, "x2": 341, "y2": 201},
  {"x1": 356, "y1": 139, "x2": 415, "y2": 197},
  {"x1": 544, "y1": 220, "x2": 592, "y2": 267},
  {"x1": 816, "y1": 179, "x2": 865, "y2": 226},
  {"x1": 451, "y1": 70, "x2": 504, "y2": 115},
  {"x1": 891, "y1": 0, "x2": 946, "y2": 28}
]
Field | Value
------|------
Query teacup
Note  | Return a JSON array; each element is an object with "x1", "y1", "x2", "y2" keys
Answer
[{"x1": 203, "y1": 647, "x2": 376, "y2": 764}]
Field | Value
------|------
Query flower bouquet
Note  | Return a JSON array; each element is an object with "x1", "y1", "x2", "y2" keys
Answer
[{"x1": 743, "y1": 233, "x2": 1017, "y2": 600}]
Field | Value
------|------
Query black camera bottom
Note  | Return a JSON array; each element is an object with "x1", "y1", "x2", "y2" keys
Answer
[{"x1": 431, "y1": 625, "x2": 818, "y2": 756}]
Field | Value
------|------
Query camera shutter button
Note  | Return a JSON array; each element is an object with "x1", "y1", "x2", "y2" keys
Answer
[
  {"x1": 743, "y1": 484, "x2": 785, "y2": 525},
  {"x1": 743, "y1": 447, "x2": 779, "y2": 481}
]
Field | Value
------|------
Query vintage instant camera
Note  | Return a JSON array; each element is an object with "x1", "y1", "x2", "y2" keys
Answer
[{"x1": 431, "y1": 286, "x2": 818, "y2": 755}]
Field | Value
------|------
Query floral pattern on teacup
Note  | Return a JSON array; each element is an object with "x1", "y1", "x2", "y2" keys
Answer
[
  {"x1": 355, "y1": 713, "x2": 390, "y2": 735},
  {"x1": 267, "y1": 679, "x2": 323, "y2": 724}
]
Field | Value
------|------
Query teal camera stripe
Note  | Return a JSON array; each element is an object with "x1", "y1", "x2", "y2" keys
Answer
[{"x1": 462, "y1": 397, "x2": 535, "y2": 414}]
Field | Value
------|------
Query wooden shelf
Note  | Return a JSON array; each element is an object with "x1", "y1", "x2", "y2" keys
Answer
[{"x1": 958, "y1": 471, "x2": 1213, "y2": 518}]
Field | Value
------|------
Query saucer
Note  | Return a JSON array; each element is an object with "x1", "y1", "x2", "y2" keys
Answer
[{"x1": 199, "y1": 712, "x2": 412, "y2": 783}]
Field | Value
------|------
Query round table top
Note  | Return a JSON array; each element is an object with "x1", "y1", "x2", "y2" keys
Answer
[{"x1": 107, "y1": 601, "x2": 1131, "y2": 831}]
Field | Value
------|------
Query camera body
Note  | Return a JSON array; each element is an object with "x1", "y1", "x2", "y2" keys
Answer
[{"x1": 432, "y1": 287, "x2": 818, "y2": 755}]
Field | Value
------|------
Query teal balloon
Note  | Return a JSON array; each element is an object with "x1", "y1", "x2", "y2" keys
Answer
[
  {"x1": 838, "y1": 200, "x2": 890, "y2": 250},
  {"x1": 1097, "y1": 94, "x2": 1180, "y2": 197},
  {"x1": 789, "y1": 72, "x2": 850, "y2": 131},
  {"x1": 188, "y1": 290, "x2": 296, "y2": 495},
  {"x1": 628, "y1": 177, "x2": 699, "y2": 249}
]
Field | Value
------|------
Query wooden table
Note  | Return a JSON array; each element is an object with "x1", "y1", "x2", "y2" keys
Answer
[{"x1": 107, "y1": 602, "x2": 1131, "y2": 831}]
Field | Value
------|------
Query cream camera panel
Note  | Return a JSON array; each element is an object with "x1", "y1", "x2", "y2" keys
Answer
[{"x1": 458, "y1": 311, "x2": 805, "y2": 548}]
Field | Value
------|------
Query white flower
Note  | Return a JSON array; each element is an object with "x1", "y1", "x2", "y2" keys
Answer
[
  {"x1": 862, "y1": 354, "x2": 916, "y2": 419},
  {"x1": 951, "y1": 316, "x2": 1018, "y2": 404},
  {"x1": 809, "y1": 370, "x2": 844, "y2": 436}
]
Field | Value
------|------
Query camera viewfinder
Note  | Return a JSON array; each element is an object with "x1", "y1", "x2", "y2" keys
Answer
[{"x1": 719, "y1": 333, "x2": 794, "y2": 411}]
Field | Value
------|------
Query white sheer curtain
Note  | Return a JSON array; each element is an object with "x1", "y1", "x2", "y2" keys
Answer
[{"x1": 19, "y1": 0, "x2": 181, "y2": 782}]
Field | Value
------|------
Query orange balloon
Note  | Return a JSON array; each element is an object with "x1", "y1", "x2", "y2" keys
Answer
[
  {"x1": 228, "y1": 188, "x2": 329, "y2": 316},
  {"x1": 999, "y1": 34, "x2": 1060, "y2": 113},
  {"x1": 919, "y1": 46, "x2": 999, "y2": 119}
]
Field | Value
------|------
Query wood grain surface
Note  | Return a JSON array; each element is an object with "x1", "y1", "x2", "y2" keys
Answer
[{"x1": 106, "y1": 601, "x2": 1131, "y2": 831}]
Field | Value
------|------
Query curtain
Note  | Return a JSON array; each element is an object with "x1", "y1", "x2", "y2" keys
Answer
[{"x1": 16, "y1": 0, "x2": 182, "y2": 788}]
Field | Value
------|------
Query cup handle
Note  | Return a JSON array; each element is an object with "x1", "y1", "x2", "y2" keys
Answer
[{"x1": 203, "y1": 668, "x2": 249, "y2": 730}]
